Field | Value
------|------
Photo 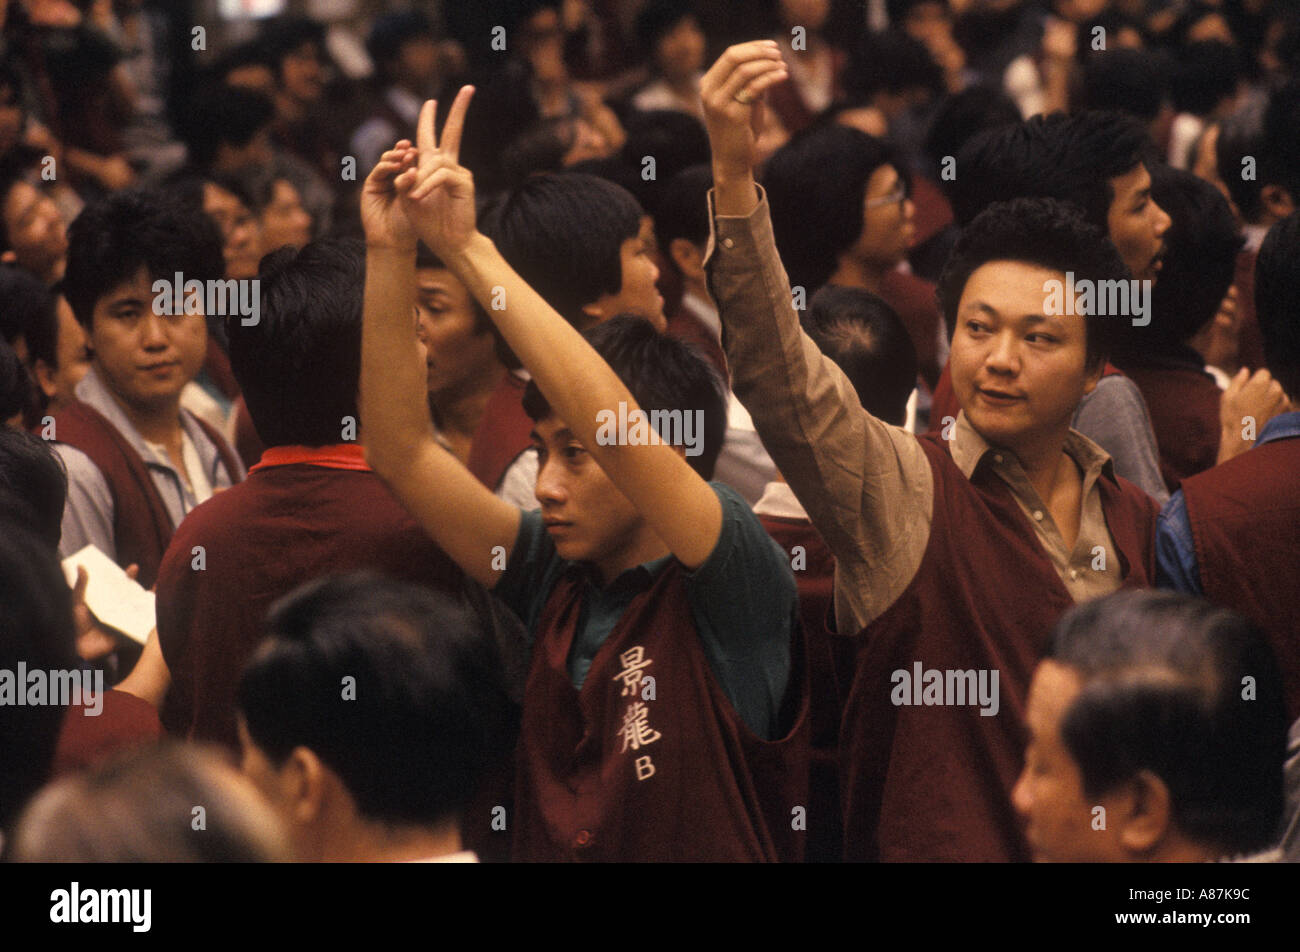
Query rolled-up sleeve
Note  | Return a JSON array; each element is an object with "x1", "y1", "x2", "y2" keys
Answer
[{"x1": 704, "y1": 187, "x2": 932, "y2": 631}]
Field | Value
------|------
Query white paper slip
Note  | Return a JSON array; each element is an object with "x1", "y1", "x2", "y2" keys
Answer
[{"x1": 61, "y1": 545, "x2": 155, "y2": 645}]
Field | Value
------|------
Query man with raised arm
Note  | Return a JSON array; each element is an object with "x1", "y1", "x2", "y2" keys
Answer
[
  {"x1": 700, "y1": 41, "x2": 1158, "y2": 862},
  {"x1": 358, "y1": 90, "x2": 807, "y2": 862}
]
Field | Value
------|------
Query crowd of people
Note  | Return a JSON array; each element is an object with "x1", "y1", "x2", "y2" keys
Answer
[{"x1": 1, "y1": 0, "x2": 1299, "y2": 863}]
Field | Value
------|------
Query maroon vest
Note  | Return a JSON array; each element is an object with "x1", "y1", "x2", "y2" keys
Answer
[
  {"x1": 842, "y1": 435, "x2": 1156, "y2": 862},
  {"x1": 513, "y1": 562, "x2": 810, "y2": 862},
  {"x1": 1181, "y1": 434, "x2": 1300, "y2": 720},
  {"x1": 466, "y1": 374, "x2": 533, "y2": 491},
  {"x1": 54, "y1": 400, "x2": 242, "y2": 588},
  {"x1": 760, "y1": 513, "x2": 848, "y2": 863},
  {"x1": 1124, "y1": 364, "x2": 1221, "y2": 492}
]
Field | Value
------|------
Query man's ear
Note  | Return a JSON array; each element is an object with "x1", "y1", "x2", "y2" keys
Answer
[
  {"x1": 32, "y1": 357, "x2": 58, "y2": 400},
  {"x1": 1082, "y1": 357, "x2": 1106, "y2": 396},
  {"x1": 283, "y1": 746, "x2": 329, "y2": 825},
  {"x1": 1260, "y1": 184, "x2": 1297, "y2": 222},
  {"x1": 669, "y1": 238, "x2": 704, "y2": 281},
  {"x1": 1116, "y1": 769, "x2": 1173, "y2": 855}
]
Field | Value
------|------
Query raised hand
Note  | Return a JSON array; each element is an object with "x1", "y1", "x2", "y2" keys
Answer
[
  {"x1": 399, "y1": 87, "x2": 480, "y2": 259},
  {"x1": 360, "y1": 139, "x2": 419, "y2": 251},
  {"x1": 700, "y1": 41, "x2": 788, "y2": 180}
]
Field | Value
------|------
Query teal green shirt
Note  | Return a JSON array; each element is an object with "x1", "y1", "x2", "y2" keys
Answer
[{"x1": 493, "y1": 482, "x2": 797, "y2": 739}]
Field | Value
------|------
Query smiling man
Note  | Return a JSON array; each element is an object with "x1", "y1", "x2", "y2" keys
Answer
[
  {"x1": 53, "y1": 189, "x2": 243, "y2": 587},
  {"x1": 701, "y1": 41, "x2": 1159, "y2": 861}
]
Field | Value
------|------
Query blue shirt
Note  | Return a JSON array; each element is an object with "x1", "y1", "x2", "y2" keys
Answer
[
  {"x1": 1156, "y1": 411, "x2": 1300, "y2": 592},
  {"x1": 493, "y1": 482, "x2": 798, "y2": 740}
]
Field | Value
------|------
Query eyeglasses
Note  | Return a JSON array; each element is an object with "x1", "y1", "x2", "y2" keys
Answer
[{"x1": 865, "y1": 183, "x2": 908, "y2": 210}]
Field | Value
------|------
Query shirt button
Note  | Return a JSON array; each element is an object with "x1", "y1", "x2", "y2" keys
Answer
[
  {"x1": 1069, "y1": 569, "x2": 1079, "y2": 580},
  {"x1": 993, "y1": 454, "x2": 1003, "y2": 464},
  {"x1": 722, "y1": 237, "x2": 735, "y2": 249},
  {"x1": 1032, "y1": 510, "x2": 1044, "y2": 521},
  {"x1": 574, "y1": 830, "x2": 591, "y2": 847}
]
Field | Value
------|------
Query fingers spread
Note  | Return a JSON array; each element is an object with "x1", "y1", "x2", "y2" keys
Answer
[{"x1": 441, "y1": 86, "x2": 475, "y2": 164}]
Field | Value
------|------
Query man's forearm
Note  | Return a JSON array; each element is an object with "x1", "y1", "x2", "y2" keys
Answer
[{"x1": 360, "y1": 244, "x2": 434, "y2": 469}]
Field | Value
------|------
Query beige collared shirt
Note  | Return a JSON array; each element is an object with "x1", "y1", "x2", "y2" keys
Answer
[{"x1": 704, "y1": 187, "x2": 1125, "y2": 632}]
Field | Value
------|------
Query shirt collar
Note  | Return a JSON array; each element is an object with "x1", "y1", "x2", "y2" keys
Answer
[
  {"x1": 1258, "y1": 410, "x2": 1300, "y2": 448},
  {"x1": 248, "y1": 443, "x2": 371, "y2": 473},
  {"x1": 73, "y1": 365, "x2": 210, "y2": 475},
  {"x1": 949, "y1": 409, "x2": 1113, "y2": 483},
  {"x1": 567, "y1": 551, "x2": 675, "y2": 592}
]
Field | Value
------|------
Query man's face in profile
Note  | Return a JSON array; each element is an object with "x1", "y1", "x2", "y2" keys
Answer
[
  {"x1": 1106, "y1": 163, "x2": 1170, "y2": 284},
  {"x1": 948, "y1": 260, "x2": 1100, "y2": 455}
]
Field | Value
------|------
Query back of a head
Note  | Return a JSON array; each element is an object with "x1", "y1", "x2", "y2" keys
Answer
[
  {"x1": 0, "y1": 266, "x2": 55, "y2": 359},
  {"x1": 764, "y1": 124, "x2": 902, "y2": 293},
  {"x1": 619, "y1": 109, "x2": 710, "y2": 218},
  {"x1": 1216, "y1": 100, "x2": 1267, "y2": 222},
  {"x1": 179, "y1": 83, "x2": 275, "y2": 170},
  {"x1": 1134, "y1": 164, "x2": 1242, "y2": 356},
  {"x1": 228, "y1": 238, "x2": 364, "y2": 448},
  {"x1": 1254, "y1": 211, "x2": 1300, "y2": 402},
  {"x1": 845, "y1": 28, "x2": 945, "y2": 104},
  {"x1": 521, "y1": 314, "x2": 727, "y2": 479},
  {"x1": 0, "y1": 518, "x2": 77, "y2": 832},
  {"x1": 937, "y1": 197, "x2": 1129, "y2": 369},
  {"x1": 480, "y1": 173, "x2": 643, "y2": 329},
  {"x1": 63, "y1": 188, "x2": 225, "y2": 331},
  {"x1": 655, "y1": 163, "x2": 713, "y2": 255},
  {"x1": 1171, "y1": 40, "x2": 1242, "y2": 118},
  {"x1": 806, "y1": 286, "x2": 917, "y2": 427},
  {"x1": 0, "y1": 426, "x2": 66, "y2": 548},
  {"x1": 1048, "y1": 590, "x2": 1287, "y2": 858},
  {"x1": 1263, "y1": 79, "x2": 1300, "y2": 209},
  {"x1": 237, "y1": 573, "x2": 515, "y2": 830},
  {"x1": 366, "y1": 10, "x2": 436, "y2": 85},
  {"x1": 923, "y1": 84, "x2": 1021, "y2": 175},
  {"x1": 1079, "y1": 49, "x2": 1170, "y2": 124},
  {"x1": 0, "y1": 338, "x2": 27, "y2": 425},
  {"x1": 10, "y1": 741, "x2": 290, "y2": 862},
  {"x1": 951, "y1": 111, "x2": 1151, "y2": 230}
]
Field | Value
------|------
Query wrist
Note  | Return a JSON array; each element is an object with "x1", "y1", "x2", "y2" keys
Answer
[
  {"x1": 438, "y1": 231, "x2": 494, "y2": 271},
  {"x1": 366, "y1": 240, "x2": 417, "y2": 255}
]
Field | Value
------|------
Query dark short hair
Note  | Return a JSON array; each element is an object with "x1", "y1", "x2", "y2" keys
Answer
[
  {"x1": 228, "y1": 239, "x2": 363, "y2": 448},
  {"x1": 0, "y1": 266, "x2": 56, "y2": 365},
  {"x1": 366, "y1": 10, "x2": 435, "y2": 82},
  {"x1": 63, "y1": 188, "x2": 225, "y2": 331},
  {"x1": 501, "y1": 115, "x2": 588, "y2": 186},
  {"x1": 1136, "y1": 165, "x2": 1242, "y2": 354},
  {"x1": 764, "y1": 124, "x2": 905, "y2": 293},
  {"x1": 1171, "y1": 40, "x2": 1242, "y2": 117},
  {"x1": 179, "y1": 83, "x2": 275, "y2": 169},
  {"x1": 1216, "y1": 102, "x2": 1267, "y2": 222},
  {"x1": 635, "y1": 0, "x2": 695, "y2": 60},
  {"x1": 1262, "y1": 79, "x2": 1300, "y2": 203},
  {"x1": 237, "y1": 573, "x2": 514, "y2": 828},
  {"x1": 951, "y1": 111, "x2": 1152, "y2": 229},
  {"x1": 922, "y1": 84, "x2": 1020, "y2": 173},
  {"x1": 0, "y1": 518, "x2": 77, "y2": 831},
  {"x1": 618, "y1": 109, "x2": 710, "y2": 219},
  {"x1": 0, "y1": 426, "x2": 66, "y2": 548},
  {"x1": 480, "y1": 173, "x2": 643, "y2": 329},
  {"x1": 1048, "y1": 590, "x2": 1287, "y2": 858},
  {"x1": 844, "y1": 29, "x2": 944, "y2": 103},
  {"x1": 259, "y1": 15, "x2": 326, "y2": 78},
  {"x1": 806, "y1": 286, "x2": 917, "y2": 426},
  {"x1": 655, "y1": 163, "x2": 712, "y2": 254},
  {"x1": 1079, "y1": 49, "x2": 1170, "y2": 123},
  {"x1": 0, "y1": 338, "x2": 27, "y2": 424},
  {"x1": 522, "y1": 314, "x2": 727, "y2": 479},
  {"x1": 936, "y1": 197, "x2": 1130, "y2": 370},
  {"x1": 1253, "y1": 211, "x2": 1300, "y2": 401}
]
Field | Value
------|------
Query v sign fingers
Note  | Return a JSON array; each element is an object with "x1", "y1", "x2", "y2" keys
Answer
[{"x1": 440, "y1": 86, "x2": 475, "y2": 164}]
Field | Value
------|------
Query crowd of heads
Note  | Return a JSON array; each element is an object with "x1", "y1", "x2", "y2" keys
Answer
[{"x1": 1, "y1": 0, "x2": 1298, "y2": 864}]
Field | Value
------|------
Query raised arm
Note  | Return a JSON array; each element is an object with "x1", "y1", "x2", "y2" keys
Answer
[
  {"x1": 358, "y1": 135, "x2": 520, "y2": 588},
  {"x1": 700, "y1": 43, "x2": 933, "y2": 628},
  {"x1": 399, "y1": 91, "x2": 722, "y2": 570}
]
